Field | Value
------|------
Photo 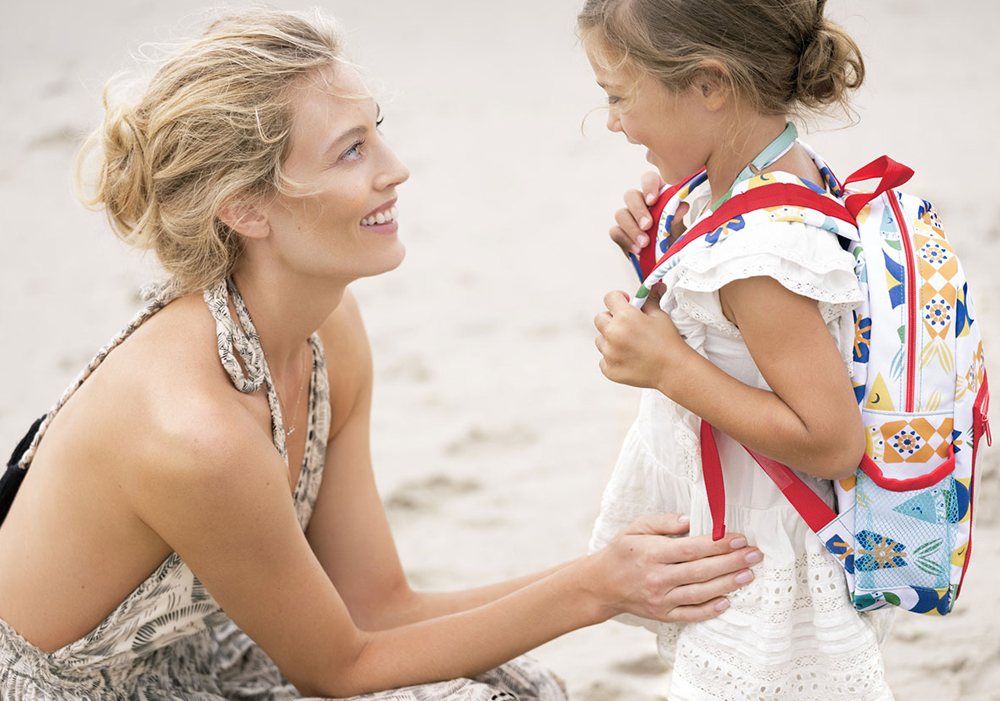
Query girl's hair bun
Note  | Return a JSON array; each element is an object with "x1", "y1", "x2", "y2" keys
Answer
[{"x1": 795, "y1": 15, "x2": 865, "y2": 111}]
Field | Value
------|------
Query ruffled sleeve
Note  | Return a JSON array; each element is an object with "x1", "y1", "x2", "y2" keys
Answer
[{"x1": 662, "y1": 217, "x2": 863, "y2": 370}]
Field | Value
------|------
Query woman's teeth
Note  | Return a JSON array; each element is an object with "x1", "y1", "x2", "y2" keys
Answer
[{"x1": 361, "y1": 206, "x2": 398, "y2": 226}]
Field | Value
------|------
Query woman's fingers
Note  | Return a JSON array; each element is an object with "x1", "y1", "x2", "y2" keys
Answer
[
  {"x1": 655, "y1": 531, "x2": 752, "y2": 565},
  {"x1": 658, "y1": 542, "x2": 762, "y2": 585},
  {"x1": 659, "y1": 568, "x2": 755, "y2": 623}
]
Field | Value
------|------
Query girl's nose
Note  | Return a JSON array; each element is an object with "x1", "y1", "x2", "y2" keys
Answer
[{"x1": 605, "y1": 110, "x2": 623, "y2": 134}]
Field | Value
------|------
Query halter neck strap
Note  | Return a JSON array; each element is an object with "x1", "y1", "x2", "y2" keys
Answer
[{"x1": 711, "y1": 122, "x2": 798, "y2": 211}]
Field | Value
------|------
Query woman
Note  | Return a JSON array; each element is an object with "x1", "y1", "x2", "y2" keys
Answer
[{"x1": 0, "y1": 9, "x2": 760, "y2": 699}]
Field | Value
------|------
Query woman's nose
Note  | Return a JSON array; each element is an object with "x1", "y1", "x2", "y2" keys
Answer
[{"x1": 376, "y1": 146, "x2": 410, "y2": 190}]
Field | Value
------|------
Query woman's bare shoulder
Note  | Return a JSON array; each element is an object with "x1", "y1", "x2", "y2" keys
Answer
[{"x1": 77, "y1": 293, "x2": 272, "y2": 487}]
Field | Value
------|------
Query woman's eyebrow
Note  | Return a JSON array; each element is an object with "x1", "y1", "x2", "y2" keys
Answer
[{"x1": 325, "y1": 125, "x2": 367, "y2": 154}]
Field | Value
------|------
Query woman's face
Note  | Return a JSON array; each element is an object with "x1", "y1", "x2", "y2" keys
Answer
[
  {"x1": 260, "y1": 63, "x2": 410, "y2": 281},
  {"x1": 586, "y1": 42, "x2": 715, "y2": 184}
]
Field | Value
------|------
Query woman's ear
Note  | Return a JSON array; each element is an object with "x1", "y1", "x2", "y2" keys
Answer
[
  {"x1": 694, "y1": 60, "x2": 731, "y2": 112},
  {"x1": 217, "y1": 198, "x2": 270, "y2": 240}
]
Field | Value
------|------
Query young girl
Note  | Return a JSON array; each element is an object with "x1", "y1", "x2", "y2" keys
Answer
[{"x1": 581, "y1": 1, "x2": 896, "y2": 699}]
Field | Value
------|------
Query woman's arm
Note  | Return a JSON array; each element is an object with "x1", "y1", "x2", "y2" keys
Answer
[
  {"x1": 595, "y1": 279, "x2": 865, "y2": 480},
  {"x1": 131, "y1": 402, "x2": 756, "y2": 697},
  {"x1": 306, "y1": 291, "x2": 758, "y2": 630}
]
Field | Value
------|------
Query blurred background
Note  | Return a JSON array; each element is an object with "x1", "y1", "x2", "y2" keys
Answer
[{"x1": 1, "y1": 1, "x2": 996, "y2": 698}]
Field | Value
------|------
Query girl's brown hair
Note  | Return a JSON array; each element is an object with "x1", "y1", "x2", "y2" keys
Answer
[
  {"x1": 578, "y1": 0, "x2": 865, "y2": 116},
  {"x1": 77, "y1": 8, "x2": 348, "y2": 294}
]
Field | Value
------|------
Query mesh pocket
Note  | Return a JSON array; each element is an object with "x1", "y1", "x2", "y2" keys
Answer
[{"x1": 853, "y1": 470, "x2": 959, "y2": 593}]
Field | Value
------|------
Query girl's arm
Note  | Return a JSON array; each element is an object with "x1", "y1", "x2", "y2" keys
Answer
[
  {"x1": 595, "y1": 279, "x2": 865, "y2": 481},
  {"x1": 306, "y1": 291, "x2": 759, "y2": 631}
]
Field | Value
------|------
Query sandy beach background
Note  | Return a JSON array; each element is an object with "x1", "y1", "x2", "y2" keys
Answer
[{"x1": 1, "y1": 1, "x2": 997, "y2": 699}]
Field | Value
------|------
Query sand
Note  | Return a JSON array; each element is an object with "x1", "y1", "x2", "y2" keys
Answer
[{"x1": 0, "y1": 1, "x2": 997, "y2": 699}]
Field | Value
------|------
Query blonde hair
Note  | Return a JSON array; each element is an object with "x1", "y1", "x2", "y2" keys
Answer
[
  {"x1": 77, "y1": 7, "x2": 349, "y2": 293},
  {"x1": 578, "y1": 0, "x2": 865, "y2": 117}
]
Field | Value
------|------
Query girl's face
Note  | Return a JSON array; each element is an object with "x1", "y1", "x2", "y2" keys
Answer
[
  {"x1": 586, "y1": 42, "x2": 717, "y2": 184},
  {"x1": 259, "y1": 63, "x2": 411, "y2": 282}
]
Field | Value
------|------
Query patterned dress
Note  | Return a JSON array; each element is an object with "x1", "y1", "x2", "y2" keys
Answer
[
  {"x1": 0, "y1": 280, "x2": 567, "y2": 701},
  {"x1": 589, "y1": 160, "x2": 897, "y2": 701}
]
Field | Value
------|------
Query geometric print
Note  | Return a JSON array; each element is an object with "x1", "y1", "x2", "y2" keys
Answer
[{"x1": 880, "y1": 417, "x2": 953, "y2": 463}]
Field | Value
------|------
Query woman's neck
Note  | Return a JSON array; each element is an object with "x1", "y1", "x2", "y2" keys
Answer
[
  {"x1": 704, "y1": 113, "x2": 789, "y2": 207},
  {"x1": 230, "y1": 265, "x2": 346, "y2": 379}
]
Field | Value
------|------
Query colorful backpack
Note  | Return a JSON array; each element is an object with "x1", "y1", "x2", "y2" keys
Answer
[{"x1": 630, "y1": 152, "x2": 990, "y2": 616}]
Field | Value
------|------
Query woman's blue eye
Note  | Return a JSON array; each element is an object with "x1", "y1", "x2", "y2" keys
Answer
[{"x1": 342, "y1": 140, "x2": 365, "y2": 161}]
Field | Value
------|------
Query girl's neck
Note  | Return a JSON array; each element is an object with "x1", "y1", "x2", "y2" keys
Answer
[{"x1": 704, "y1": 113, "x2": 790, "y2": 207}]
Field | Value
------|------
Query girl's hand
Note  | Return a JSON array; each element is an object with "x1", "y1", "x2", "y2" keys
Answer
[
  {"x1": 594, "y1": 285, "x2": 688, "y2": 391},
  {"x1": 585, "y1": 513, "x2": 761, "y2": 623},
  {"x1": 610, "y1": 171, "x2": 691, "y2": 256},
  {"x1": 611, "y1": 171, "x2": 665, "y2": 255}
]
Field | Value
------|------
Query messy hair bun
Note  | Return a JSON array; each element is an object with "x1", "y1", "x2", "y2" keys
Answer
[
  {"x1": 77, "y1": 8, "x2": 347, "y2": 294},
  {"x1": 579, "y1": 0, "x2": 865, "y2": 117},
  {"x1": 795, "y1": 11, "x2": 866, "y2": 110}
]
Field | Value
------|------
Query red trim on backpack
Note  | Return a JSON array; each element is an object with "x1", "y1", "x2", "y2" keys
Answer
[
  {"x1": 959, "y1": 371, "x2": 990, "y2": 601},
  {"x1": 857, "y1": 446, "x2": 956, "y2": 492}
]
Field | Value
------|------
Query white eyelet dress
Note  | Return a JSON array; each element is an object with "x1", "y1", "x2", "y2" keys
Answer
[
  {"x1": 589, "y1": 174, "x2": 897, "y2": 701},
  {"x1": 0, "y1": 279, "x2": 567, "y2": 701}
]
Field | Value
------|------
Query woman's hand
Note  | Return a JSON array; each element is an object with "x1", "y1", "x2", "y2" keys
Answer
[
  {"x1": 584, "y1": 513, "x2": 760, "y2": 623},
  {"x1": 594, "y1": 285, "x2": 691, "y2": 392}
]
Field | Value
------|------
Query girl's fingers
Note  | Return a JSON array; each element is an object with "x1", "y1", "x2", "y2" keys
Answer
[
  {"x1": 593, "y1": 310, "x2": 612, "y2": 334},
  {"x1": 624, "y1": 189, "x2": 653, "y2": 238},
  {"x1": 609, "y1": 225, "x2": 634, "y2": 255},
  {"x1": 614, "y1": 207, "x2": 648, "y2": 253},
  {"x1": 640, "y1": 170, "x2": 666, "y2": 204}
]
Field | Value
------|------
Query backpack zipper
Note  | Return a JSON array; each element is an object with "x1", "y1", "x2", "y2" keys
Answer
[{"x1": 888, "y1": 192, "x2": 918, "y2": 412}]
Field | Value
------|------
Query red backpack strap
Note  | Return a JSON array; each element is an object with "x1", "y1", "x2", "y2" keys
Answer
[
  {"x1": 635, "y1": 170, "x2": 706, "y2": 279},
  {"x1": 700, "y1": 424, "x2": 839, "y2": 541},
  {"x1": 700, "y1": 421, "x2": 727, "y2": 540},
  {"x1": 651, "y1": 181, "x2": 856, "y2": 274}
]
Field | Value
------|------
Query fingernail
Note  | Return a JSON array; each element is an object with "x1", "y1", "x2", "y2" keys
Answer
[
  {"x1": 637, "y1": 234, "x2": 649, "y2": 246},
  {"x1": 735, "y1": 570, "x2": 753, "y2": 584},
  {"x1": 639, "y1": 217, "x2": 651, "y2": 229},
  {"x1": 630, "y1": 245, "x2": 640, "y2": 254},
  {"x1": 730, "y1": 537, "x2": 747, "y2": 550},
  {"x1": 646, "y1": 193, "x2": 656, "y2": 204},
  {"x1": 715, "y1": 599, "x2": 730, "y2": 611},
  {"x1": 678, "y1": 514, "x2": 690, "y2": 523},
  {"x1": 745, "y1": 550, "x2": 763, "y2": 564}
]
